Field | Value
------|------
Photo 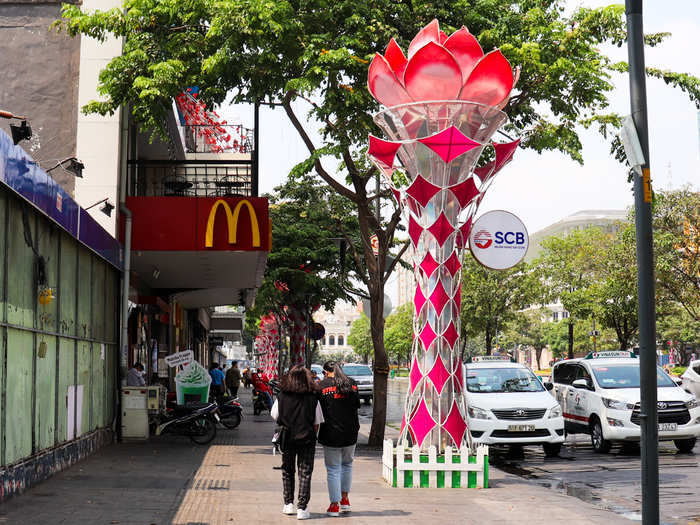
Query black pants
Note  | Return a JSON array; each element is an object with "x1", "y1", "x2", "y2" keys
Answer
[
  {"x1": 282, "y1": 444, "x2": 315, "y2": 509},
  {"x1": 228, "y1": 386, "x2": 239, "y2": 398}
]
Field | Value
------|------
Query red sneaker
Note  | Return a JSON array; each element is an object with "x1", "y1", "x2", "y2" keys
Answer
[
  {"x1": 327, "y1": 502, "x2": 340, "y2": 517},
  {"x1": 340, "y1": 496, "x2": 351, "y2": 512}
]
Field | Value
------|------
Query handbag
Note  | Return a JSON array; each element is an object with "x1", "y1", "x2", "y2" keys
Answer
[{"x1": 272, "y1": 425, "x2": 289, "y2": 451}]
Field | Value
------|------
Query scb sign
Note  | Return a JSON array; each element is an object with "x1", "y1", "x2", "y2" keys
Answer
[{"x1": 469, "y1": 210, "x2": 528, "y2": 270}]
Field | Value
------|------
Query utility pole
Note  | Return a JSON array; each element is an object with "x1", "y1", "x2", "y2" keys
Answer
[{"x1": 625, "y1": 2, "x2": 659, "y2": 525}]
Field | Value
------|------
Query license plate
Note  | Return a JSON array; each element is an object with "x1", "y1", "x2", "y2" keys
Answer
[
  {"x1": 659, "y1": 423, "x2": 677, "y2": 431},
  {"x1": 508, "y1": 424, "x2": 535, "y2": 432}
]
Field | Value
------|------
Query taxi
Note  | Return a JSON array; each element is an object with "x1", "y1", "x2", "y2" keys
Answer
[
  {"x1": 465, "y1": 356, "x2": 565, "y2": 456},
  {"x1": 550, "y1": 351, "x2": 700, "y2": 453}
]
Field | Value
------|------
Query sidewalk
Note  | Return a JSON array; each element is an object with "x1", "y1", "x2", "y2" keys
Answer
[{"x1": 0, "y1": 389, "x2": 634, "y2": 525}]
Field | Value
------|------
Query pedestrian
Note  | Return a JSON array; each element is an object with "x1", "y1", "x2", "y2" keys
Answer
[
  {"x1": 126, "y1": 362, "x2": 146, "y2": 386},
  {"x1": 225, "y1": 360, "x2": 242, "y2": 398},
  {"x1": 209, "y1": 362, "x2": 225, "y2": 398},
  {"x1": 271, "y1": 365, "x2": 323, "y2": 520},
  {"x1": 317, "y1": 361, "x2": 360, "y2": 517}
]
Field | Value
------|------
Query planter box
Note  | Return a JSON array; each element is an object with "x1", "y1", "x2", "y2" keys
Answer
[{"x1": 382, "y1": 440, "x2": 488, "y2": 488}]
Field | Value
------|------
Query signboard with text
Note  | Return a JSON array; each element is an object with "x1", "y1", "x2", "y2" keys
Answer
[{"x1": 469, "y1": 210, "x2": 528, "y2": 270}]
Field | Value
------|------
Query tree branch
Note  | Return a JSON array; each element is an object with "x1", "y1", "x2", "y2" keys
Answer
[{"x1": 282, "y1": 91, "x2": 358, "y2": 202}]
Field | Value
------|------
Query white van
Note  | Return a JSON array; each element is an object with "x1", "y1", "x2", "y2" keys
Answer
[
  {"x1": 465, "y1": 356, "x2": 565, "y2": 456},
  {"x1": 550, "y1": 351, "x2": 700, "y2": 453}
]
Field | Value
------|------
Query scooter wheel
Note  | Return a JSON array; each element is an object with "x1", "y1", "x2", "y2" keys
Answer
[
  {"x1": 253, "y1": 405, "x2": 260, "y2": 416},
  {"x1": 190, "y1": 416, "x2": 217, "y2": 445},
  {"x1": 221, "y1": 412, "x2": 242, "y2": 429}
]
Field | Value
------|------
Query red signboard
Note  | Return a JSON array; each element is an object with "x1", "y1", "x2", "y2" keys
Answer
[{"x1": 124, "y1": 196, "x2": 271, "y2": 252}]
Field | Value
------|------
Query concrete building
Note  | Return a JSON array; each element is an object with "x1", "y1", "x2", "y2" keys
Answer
[
  {"x1": 315, "y1": 301, "x2": 362, "y2": 355},
  {"x1": 396, "y1": 253, "x2": 415, "y2": 308}
]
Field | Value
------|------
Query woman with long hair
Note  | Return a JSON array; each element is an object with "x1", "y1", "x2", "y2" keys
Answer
[
  {"x1": 270, "y1": 365, "x2": 323, "y2": 520},
  {"x1": 317, "y1": 361, "x2": 360, "y2": 516}
]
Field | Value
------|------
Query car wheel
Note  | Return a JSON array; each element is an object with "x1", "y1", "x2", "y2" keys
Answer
[
  {"x1": 543, "y1": 443, "x2": 562, "y2": 457},
  {"x1": 590, "y1": 417, "x2": 611, "y2": 453},
  {"x1": 674, "y1": 438, "x2": 696, "y2": 453}
]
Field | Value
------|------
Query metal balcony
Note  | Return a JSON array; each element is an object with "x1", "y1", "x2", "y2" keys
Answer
[
  {"x1": 181, "y1": 124, "x2": 253, "y2": 154},
  {"x1": 127, "y1": 159, "x2": 254, "y2": 198}
]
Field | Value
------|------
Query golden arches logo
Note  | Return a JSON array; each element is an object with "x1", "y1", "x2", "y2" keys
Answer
[{"x1": 205, "y1": 199, "x2": 261, "y2": 248}]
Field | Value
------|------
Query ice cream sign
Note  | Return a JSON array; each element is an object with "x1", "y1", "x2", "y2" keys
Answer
[
  {"x1": 469, "y1": 210, "x2": 528, "y2": 270},
  {"x1": 164, "y1": 350, "x2": 194, "y2": 368}
]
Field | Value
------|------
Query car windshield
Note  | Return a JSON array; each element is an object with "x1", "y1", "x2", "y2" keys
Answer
[
  {"x1": 590, "y1": 364, "x2": 677, "y2": 388},
  {"x1": 466, "y1": 367, "x2": 544, "y2": 393},
  {"x1": 343, "y1": 365, "x2": 372, "y2": 376}
]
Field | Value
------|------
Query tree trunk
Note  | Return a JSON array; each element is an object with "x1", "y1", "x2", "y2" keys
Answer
[
  {"x1": 485, "y1": 325, "x2": 493, "y2": 355},
  {"x1": 367, "y1": 290, "x2": 388, "y2": 447},
  {"x1": 567, "y1": 319, "x2": 574, "y2": 359},
  {"x1": 535, "y1": 347, "x2": 543, "y2": 370}
]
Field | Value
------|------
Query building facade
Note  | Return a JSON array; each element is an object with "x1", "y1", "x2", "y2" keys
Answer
[{"x1": 315, "y1": 302, "x2": 362, "y2": 356}]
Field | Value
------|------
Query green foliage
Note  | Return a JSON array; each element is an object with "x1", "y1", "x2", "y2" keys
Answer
[
  {"x1": 347, "y1": 314, "x2": 373, "y2": 361},
  {"x1": 384, "y1": 303, "x2": 413, "y2": 366},
  {"x1": 460, "y1": 257, "x2": 540, "y2": 354}
]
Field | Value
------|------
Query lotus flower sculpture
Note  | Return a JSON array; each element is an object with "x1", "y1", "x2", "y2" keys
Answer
[{"x1": 367, "y1": 20, "x2": 520, "y2": 453}]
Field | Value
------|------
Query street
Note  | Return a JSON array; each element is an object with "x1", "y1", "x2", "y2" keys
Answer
[{"x1": 379, "y1": 378, "x2": 700, "y2": 524}]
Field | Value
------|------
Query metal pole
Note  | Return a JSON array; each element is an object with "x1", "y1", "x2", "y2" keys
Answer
[
  {"x1": 253, "y1": 101, "x2": 260, "y2": 197},
  {"x1": 625, "y1": 2, "x2": 658, "y2": 525}
]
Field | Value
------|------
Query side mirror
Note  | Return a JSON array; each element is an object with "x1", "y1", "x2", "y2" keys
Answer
[
  {"x1": 543, "y1": 382, "x2": 554, "y2": 391},
  {"x1": 673, "y1": 377, "x2": 683, "y2": 386},
  {"x1": 572, "y1": 378, "x2": 590, "y2": 390}
]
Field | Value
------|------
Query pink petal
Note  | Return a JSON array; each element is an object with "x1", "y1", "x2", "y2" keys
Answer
[
  {"x1": 407, "y1": 19, "x2": 441, "y2": 59},
  {"x1": 384, "y1": 38, "x2": 408, "y2": 81},
  {"x1": 404, "y1": 41, "x2": 463, "y2": 102},
  {"x1": 459, "y1": 49, "x2": 514, "y2": 107},
  {"x1": 444, "y1": 27, "x2": 484, "y2": 81},
  {"x1": 439, "y1": 30, "x2": 448, "y2": 44},
  {"x1": 368, "y1": 53, "x2": 412, "y2": 107}
]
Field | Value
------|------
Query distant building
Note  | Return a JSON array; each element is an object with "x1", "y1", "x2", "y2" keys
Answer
[
  {"x1": 396, "y1": 254, "x2": 415, "y2": 308},
  {"x1": 315, "y1": 301, "x2": 362, "y2": 355}
]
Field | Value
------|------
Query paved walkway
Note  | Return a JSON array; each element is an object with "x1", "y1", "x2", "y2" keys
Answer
[{"x1": 0, "y1": 389, "x2": 635, "y2": 525}]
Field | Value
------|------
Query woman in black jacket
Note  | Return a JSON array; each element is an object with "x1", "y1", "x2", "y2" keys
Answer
[
  {"x1": 317, "y1": 361, "x2": 360, "y2": 517},
  {"x1": 271, "y1": 365, "x2": 323, "y2": 520}
]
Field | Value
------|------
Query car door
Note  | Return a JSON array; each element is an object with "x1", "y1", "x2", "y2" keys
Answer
[
  {"x1": 569, "y1": 364, "x2": 592, "y2": 426},
  {"x1": 553, "y1": 363, "x2": 573, "y2": 425}
]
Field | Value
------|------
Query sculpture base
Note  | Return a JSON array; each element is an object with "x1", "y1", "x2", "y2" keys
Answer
[{"x1": 381, "y1": 440, "x2": 488, "y2": 488}]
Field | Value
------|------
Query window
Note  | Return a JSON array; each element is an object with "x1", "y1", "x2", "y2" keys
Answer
[
  {"x1": 338, "y1": 335, "x2": 344, "y2": 346},
  {"x1": 553, "y1": 363, "x2": 576, "y2": 385},
  {"x1": 562, "y1": 311, "x2": 569, "y2": 318},
  {"x1": 552, "y1": 312, "x2": 559, "y2": 321},
  {"x1": 329, "y1": 335, "x2": 335, "y2": 346}
]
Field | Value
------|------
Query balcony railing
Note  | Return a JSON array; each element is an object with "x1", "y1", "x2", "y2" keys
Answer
[
  {"x1": 127, "y1": 160, "x2": 255, "y2": 198},
  {"x1": 181, "y1": 124, "x2": 253, "y2": 154}
]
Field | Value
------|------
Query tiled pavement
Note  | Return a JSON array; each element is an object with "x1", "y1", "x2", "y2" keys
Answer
[{"x1": 0, "y1": 388, "x2": 634, "y2": 525}]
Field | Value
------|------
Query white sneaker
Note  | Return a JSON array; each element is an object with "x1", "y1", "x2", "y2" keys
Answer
[
  {"x1": 297, "y1": 508, "x2": 311, "y2": 520},
  {"x1": 282, "y1": 503, "x2": 296, "y2": 515}
]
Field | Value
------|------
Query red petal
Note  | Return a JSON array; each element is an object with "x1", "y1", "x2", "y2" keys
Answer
[
  {"x1": 439, "y1": 30, "x2": 448, "y2": 44},
  {"x1": 407, "y1": 19, "x2": 441, "y2": 59},
  {"x1": 444, "y1": 27, "x2": 484, "y2": 80},
  {"x1": 459, "y1": 49, "x2": 514, "y2": 107},
  {"x1": 384, "y1": 38, "x2": 408, "y2": 81},
  {"x1": 404, "y1": 41, "x2": 462, "y2": 102},
  {"x1": 368, "y1": 53, "x2": 412, "y2": 107}
]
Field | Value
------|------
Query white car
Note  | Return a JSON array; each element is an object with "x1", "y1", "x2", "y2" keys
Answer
[
  {"x1": 551, "y1": 351, "x2": 700, "y2": 453},
  {"x1": 465, "y1": 356, "x2": 565, "y2": 457},
  {"x1": 682, "y1": 360, "x2": 700, "y2": 399}
]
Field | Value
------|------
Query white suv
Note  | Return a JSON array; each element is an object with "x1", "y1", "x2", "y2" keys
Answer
[
  {"x1": 465, "y1": 357, "x2": 565, "y2": 456},
  {"x1": 550, "y1": 351, "x2": 700, "y2": 453}
]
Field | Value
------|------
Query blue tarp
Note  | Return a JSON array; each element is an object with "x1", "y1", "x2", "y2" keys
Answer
[{"x1": 0, "y1": 129, "x2": 122, "y2": 270}]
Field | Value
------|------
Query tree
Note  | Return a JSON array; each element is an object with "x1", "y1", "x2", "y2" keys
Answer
[
  {"x1": 59, "y1": 0, "x2": 700, "y2": 446},
  {"x1": 653, "y1": 188, "x2": 700, "y2": 323},
  {"x1": 384, "y1": 303, "x2": 413, "y2": 367},
  {"x1": 504, "y1": 309, "x2": 550, "y2": 369},
  {"x1": 535, "y1": 227, "x2": 609, "y2": 358},
  {"x1": 347, "y1": 314, "x2": 373, "y2": 363},
  {"x1": 460, "y1": 257, "x2": 538, "y2": 355}
]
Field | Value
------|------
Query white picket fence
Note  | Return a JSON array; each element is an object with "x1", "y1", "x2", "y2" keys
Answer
[{"x1": 382, "y1": 439, "x2": 488, "y2": 488}]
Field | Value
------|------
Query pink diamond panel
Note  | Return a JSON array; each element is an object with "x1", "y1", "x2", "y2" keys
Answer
[
  {"x1": 427, "y1": 355, "x2": 451, "y2": 394},
  {"x1": 406, "y1": 174, "x2": 441, "y2": 207},
  {"x1": 442, "y1": 400, "x2": 467, "y2": 448},
  {"x1": 417, "y1": 125, "x2": 480, "y2": 164},
  {"x1": 409, "y1": 398, "x2": 437, "y2": 448}
]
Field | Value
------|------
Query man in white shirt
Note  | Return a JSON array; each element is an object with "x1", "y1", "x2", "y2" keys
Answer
[{"x1": 127, "y1": 362, "x2": 146, "y2": 386}]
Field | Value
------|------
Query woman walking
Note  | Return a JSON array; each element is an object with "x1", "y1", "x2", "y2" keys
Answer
[
  {"x1": 271, "y1": 365, "x2": 323, "y2": 520},
  {"x1": 317, "y1": 361, "x2": 360, "y2": 516}
]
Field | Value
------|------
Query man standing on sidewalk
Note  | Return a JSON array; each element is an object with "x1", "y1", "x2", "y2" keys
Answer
[{"x1": 226, "y1": 360, "x2": 242, "y2": 397}]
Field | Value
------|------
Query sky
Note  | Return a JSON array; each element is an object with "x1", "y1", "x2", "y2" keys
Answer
[{"x1": 219, "y1": 1, "x2": 700, "y2": 303}]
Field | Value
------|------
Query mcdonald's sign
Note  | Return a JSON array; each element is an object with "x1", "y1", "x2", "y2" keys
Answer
[{"x1": 205, "y1": 199, "x2": 261, "y2": 248}]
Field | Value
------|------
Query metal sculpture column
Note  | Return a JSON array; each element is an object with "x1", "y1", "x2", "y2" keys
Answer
[{"x1": 367, "y1": 20, "x2": 520, "y2": 453}]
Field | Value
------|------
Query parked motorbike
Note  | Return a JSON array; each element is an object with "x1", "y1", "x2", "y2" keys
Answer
[
  {"x1": 252, "y1": 388, "x2": 271, "y2": 416},
  {"x1": 152, "y1": 402, "x2": 219, "y2": 444},
  {"x1": 216, "y1": 396, "x2": 243, "y2": 429}
]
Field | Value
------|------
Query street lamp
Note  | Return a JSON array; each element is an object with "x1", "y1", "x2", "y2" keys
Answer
[
  {"x1": 84, "y1": 197, "x2": 115, "y2": 217},
  {"x1": 46, "y1": 157, "x2": 84, "y2": 178}
]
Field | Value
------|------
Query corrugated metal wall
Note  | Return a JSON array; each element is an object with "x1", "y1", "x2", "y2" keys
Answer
[{"x1": 0, "y1": 184, "x2": 119, "y2": 467}]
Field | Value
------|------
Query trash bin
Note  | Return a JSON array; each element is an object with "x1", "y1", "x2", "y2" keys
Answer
[{"x1": 390, "y1": 369, "x2": 395, "y2": 379}]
